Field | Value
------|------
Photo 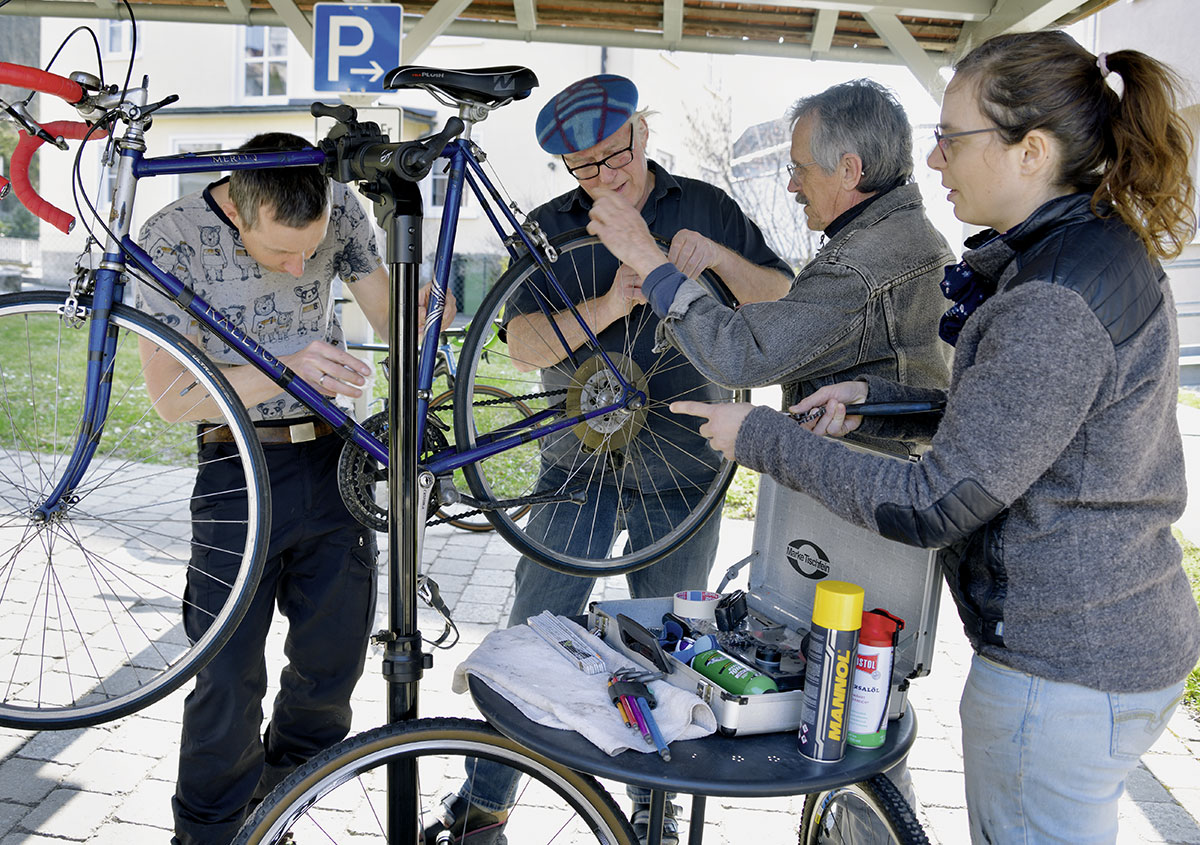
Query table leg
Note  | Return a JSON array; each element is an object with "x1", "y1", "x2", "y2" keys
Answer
[
  {"x1": 688, "y1": 794, "x2": 706, "y2": 845},
  {"x1": 648, "y1": 790, "x2": 666, "y2": 845}
]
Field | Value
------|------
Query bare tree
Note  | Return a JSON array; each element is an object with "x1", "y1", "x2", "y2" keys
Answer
[{"x1": 686, "y1": 105, "x2": 821, "y2": 271}]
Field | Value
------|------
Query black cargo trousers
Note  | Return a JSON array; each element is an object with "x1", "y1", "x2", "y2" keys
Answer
[{"x1": 172, "y1": 431, "x2": 377, "y2": 845}]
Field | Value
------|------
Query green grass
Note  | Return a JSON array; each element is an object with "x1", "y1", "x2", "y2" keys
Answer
[
  {"x1": 1173, "y1": 527, "x2": 1200, "y2": 717},
  {"x1": 1180, "y1": 389, "x2": 1200, "y2": 411},
  {"x1": 0, "y1": 310, "x2": 193, "y2": 466},
  {"x1": 723, "y1": 465, "x2": 760, "y2": 520}
]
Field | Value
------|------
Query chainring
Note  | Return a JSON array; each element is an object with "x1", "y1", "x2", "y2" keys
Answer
[{"x1": 337, "y1": 410, "x2": 446, "y2": 532}]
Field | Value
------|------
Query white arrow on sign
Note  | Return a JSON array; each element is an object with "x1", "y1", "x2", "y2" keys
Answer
[{"x1": 349, "y1": 60, "x2": 385, "y2": 82}]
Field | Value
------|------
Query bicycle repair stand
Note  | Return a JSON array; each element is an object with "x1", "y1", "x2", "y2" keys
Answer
[{"x1": 321, "y1": 105, "x2": 464, "y2": 845}]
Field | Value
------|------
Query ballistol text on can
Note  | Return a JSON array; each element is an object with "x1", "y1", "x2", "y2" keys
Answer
[{"x1": 797, "y1": 580, "x2": 865, "y2": 763}]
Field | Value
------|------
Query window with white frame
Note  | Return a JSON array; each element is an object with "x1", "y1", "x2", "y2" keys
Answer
[
  {"x1": 243, "y1": 26, "x2": 289, "y2": 99},
  {"x1": 174, "y1": 140, "x2": 237, "y2": 201},
  {"x1": 103, "y1": 20, "x2": 137, "y2": 58},
  {"x1": 427, "y1": 163, "x2": 473, "y2": 218}
]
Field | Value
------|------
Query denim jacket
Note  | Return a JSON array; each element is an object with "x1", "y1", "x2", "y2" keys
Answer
[{"x1": 658, "y1": 183, "x2": 954, "y2": 445}]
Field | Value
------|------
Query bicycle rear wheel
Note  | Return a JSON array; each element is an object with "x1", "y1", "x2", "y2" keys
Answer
[
  {"x1": 235, "y1": 717, "x2": 637, "y2": 844},
  {"x1": 455, "y1": 231, "x2": 741, "y2": 576},
  {"x1": 799, "y1": 774, "x2": 929, "y2": 844},
  {"x1": 0, "y1": 292, "x2": 269, "y2": 729},
  {"x1": 430, "y1": 385, "x2": 534, "y2": 531}
]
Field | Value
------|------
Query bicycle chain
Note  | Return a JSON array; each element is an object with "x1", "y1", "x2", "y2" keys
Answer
[{"x1": 435, "y1": 386, "x2": 566, "y2": 414}]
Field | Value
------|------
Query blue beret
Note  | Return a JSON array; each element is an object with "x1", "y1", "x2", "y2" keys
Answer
[{"x1": 535, "y1": 74, "x2": 639, "y2": 155}]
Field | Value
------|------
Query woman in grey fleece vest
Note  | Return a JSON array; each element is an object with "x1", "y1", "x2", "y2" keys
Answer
[{"x1": 675, "y1": 31, "x2": 1200, "y2": 845}]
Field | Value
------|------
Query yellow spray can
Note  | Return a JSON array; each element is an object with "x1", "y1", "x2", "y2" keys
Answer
[{"x1": 797, "y1": 580, "x2": 864, "y2": 763}]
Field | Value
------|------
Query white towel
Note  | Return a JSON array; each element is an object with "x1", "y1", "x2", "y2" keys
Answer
[{"x1": 452, "y1": 617, "x2": 717, "y2": 756}]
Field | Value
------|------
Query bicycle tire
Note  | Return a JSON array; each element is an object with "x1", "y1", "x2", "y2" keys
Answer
[
  {"x1": 799, "y1": 774, "x2": 930, "y2": 845},
  {"x1": 455, "y1": 230, "x2": 742, "y2": 576},
  {"x1": 429, "y1": 385, "x2": 534, "y2": 531},
  {"x1": 235, "y1": 716, "x2": 637, "y2": 845},
  {"x1": 0, "y1": 292, "x2": 269, "y2": 729}
]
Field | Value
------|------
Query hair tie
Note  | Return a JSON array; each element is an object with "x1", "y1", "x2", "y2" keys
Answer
[{"x1": 1097, "y1": 52, "x2": 1111, "y2": 78}]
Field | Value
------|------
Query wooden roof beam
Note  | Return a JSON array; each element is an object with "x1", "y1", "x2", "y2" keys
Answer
[
  {"x1": 862, "y1": 9, "x2": 947, "y2": 103},
  {"x1": 957, "y1": 0, "x2": 1089, "y2": 56},
  {"x1": 513, "y1": 0, "x2": 536, "y2": 32},
  {"x1": 403, "y1": 0, "x2": 476, "y2": 62},
  {"x1": 663, "y1": 0, "x2": 683, "y2": 47},
  {"x1": 810, "y1": 8, "x2": 837, "y2": 55},
  {"x1": 266, "y1": 0, "x2": 312, "y2": 55}
]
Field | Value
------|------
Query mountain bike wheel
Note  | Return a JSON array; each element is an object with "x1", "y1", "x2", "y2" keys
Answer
[
  {"x1": 235, "y1": 717, "x2": 637, "y2": 845},
  {"x1": 429, "y1": 385, "x2": 534, "y2": 531},
  {"x1": 455, "y1": 230, "x2": 741, "y2": 576},
  {"x1": 799, "y1": 774, "x2": 930, "y2": 845},
  {"x1": 0, "y1": 292, "x2": 269, "y2": 729}
]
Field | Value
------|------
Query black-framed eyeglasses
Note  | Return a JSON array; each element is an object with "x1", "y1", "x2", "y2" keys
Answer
[
  {"x1": 932, "y1": 127, "x2": 1000, "y2": 155},
  {"x1": 563, "y1": 125, "x2": 636, "y2": 181},
  {"x1": 785, "y1": 159, "x2": 818, "y2": 180}
]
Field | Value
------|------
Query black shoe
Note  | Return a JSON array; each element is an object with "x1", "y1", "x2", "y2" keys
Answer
[
  {"x1": 420, "y1": 793, "x2": 509, "y2": 845},
  {"x1": 630, "y1": 799, "x2": 681, "y2": 845}
]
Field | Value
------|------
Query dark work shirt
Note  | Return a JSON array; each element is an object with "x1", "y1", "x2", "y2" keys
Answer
[{"x1": 509, "y1": 160, "x2": 789, "y2": 490}]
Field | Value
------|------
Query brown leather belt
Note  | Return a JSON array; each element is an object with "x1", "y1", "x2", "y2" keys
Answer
[{"x1": 199, "y1": 418, "x2": 336, "y2": 445}]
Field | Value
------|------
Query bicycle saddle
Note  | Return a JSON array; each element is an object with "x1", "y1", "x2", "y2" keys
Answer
[{"x1": 384, "y1": 66, "x2": 538, "y2": 105}]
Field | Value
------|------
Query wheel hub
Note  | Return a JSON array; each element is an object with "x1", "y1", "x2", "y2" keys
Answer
[{"x1": 564, "y1": 353, "x2": 649, "y2": 452}]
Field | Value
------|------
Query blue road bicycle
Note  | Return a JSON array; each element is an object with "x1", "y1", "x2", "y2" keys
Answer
[{"x1": 0, "y1": 59, "x2": 742, "y2": 742}]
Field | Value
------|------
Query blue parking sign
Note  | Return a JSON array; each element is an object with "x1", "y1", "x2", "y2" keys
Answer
[{"x1": 313, "y1": 3, "x2": 404, "y2": 93}]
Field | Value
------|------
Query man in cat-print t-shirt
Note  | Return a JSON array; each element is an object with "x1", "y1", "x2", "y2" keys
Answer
[{"x1": 135, "y1": 132, "x2": 454, "y2": 845}]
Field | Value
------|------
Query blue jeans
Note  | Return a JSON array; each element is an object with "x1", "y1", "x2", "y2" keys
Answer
[
  {"x1": 960, "y1": 653, "x2": 1182, "y2": 845},
  {"x1": 462, "y1": 471, "x2": 723, "y2": 812}
]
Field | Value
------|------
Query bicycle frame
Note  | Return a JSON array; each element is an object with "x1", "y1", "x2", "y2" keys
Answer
[{"x1": 27, "y1": 74, "x2": 646, "y2": 519}]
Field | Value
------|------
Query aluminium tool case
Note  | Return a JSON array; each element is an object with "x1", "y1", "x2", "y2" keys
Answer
[{"x1": 589, "y1": 469, "x2": 943, "y2": 737}]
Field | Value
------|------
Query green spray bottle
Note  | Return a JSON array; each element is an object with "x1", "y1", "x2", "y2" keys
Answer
[{"x1": 690, "y1": 642, "x2": 779, "y2": 695}]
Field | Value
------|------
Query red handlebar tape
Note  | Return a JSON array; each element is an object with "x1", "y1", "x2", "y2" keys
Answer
[
  {"x1": 0, "y1": 62, "x2": 85, "y2": 104},
  {"x1": 11, "y1": 121, "x2": 107, "y2": 235}
]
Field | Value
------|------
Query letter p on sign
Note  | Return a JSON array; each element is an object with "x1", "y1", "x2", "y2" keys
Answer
[{"x1": 313, "y1": 4, "x2": 403, "y2": 93}]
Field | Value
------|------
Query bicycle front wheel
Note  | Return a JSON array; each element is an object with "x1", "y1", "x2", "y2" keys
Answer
[
  {"x1": 236, "y1": 717, "x2": 637, "y2": 844},
  {"x1": 455, "y1": 231, "x2": 741, "y2": 576},
  {"x1": 799, "y1": 774, "x2": 930, "y2": 845},
  {"x1": 0, "y1": 292, "x2": 269, "y2": 729}
]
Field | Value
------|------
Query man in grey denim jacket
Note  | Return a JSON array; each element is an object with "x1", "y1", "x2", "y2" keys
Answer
[{"x1": 588, "y1": 79, "x2": 952, "y2": 456}]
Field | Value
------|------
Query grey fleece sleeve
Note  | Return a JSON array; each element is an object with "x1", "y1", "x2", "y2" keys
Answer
[
  {"x1": 734, "y1": 282, "x2": 1114, "y2": 548},
  {"x1": 660, "y1": 259, "x2": 871, "y2": 389}
]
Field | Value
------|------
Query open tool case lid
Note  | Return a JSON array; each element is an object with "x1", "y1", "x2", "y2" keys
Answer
[{"x1": 734, "y1": 474, "x2": 943, "y2": 688}]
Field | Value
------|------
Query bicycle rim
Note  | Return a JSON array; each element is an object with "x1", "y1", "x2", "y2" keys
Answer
[
  {"x1": 799, "y1": 774, "x2": 930, "y2": 845},
  {"x1": 236, "y1": 717, "x2": 637, "y2": 845},
  {"x1": 0, "y1": 292, "x2": 269, "y2": 728},
  {"x1": 429, "y1": 385, "x2": 533, "y2": 531},
  {"x1": 456, "y1": 231, "x2": 740, "y2": 577}
]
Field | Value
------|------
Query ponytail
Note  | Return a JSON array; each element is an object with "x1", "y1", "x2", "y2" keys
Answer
[
  {"x1": 955, "y1": 31, "x2": 1195, "y2": 259},
  {"x1": 1098, "y1": 50, "x2": 1196, "y2": 259}
]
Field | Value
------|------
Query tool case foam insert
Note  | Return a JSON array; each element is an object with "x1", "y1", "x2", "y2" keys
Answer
[{"x1": 590, "y1": 474, "x2": 943, "y2": 736}]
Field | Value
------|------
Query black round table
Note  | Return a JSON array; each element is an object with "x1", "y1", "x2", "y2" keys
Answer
[{"x1": 468, "y1": 676, "x2": 917, "y2": 845}]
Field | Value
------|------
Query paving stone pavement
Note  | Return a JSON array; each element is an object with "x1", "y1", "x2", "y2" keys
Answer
[{"x1": 1, "y1": 405, "x2": 1198, "y2": 843}]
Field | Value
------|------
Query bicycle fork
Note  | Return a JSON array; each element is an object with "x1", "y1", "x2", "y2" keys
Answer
[{"x1": 31, "y1": 267, "x2": 125, "y2": 521}]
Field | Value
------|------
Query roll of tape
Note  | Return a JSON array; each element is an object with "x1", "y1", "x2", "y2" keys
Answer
[{"x1": 673, "y1": 590, "x2": 720, "y2": 621}]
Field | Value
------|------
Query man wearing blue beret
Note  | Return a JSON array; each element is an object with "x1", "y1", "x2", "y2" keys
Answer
[{"x1": 423, "y1": 72, "x2": 791, "y2": 845}]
